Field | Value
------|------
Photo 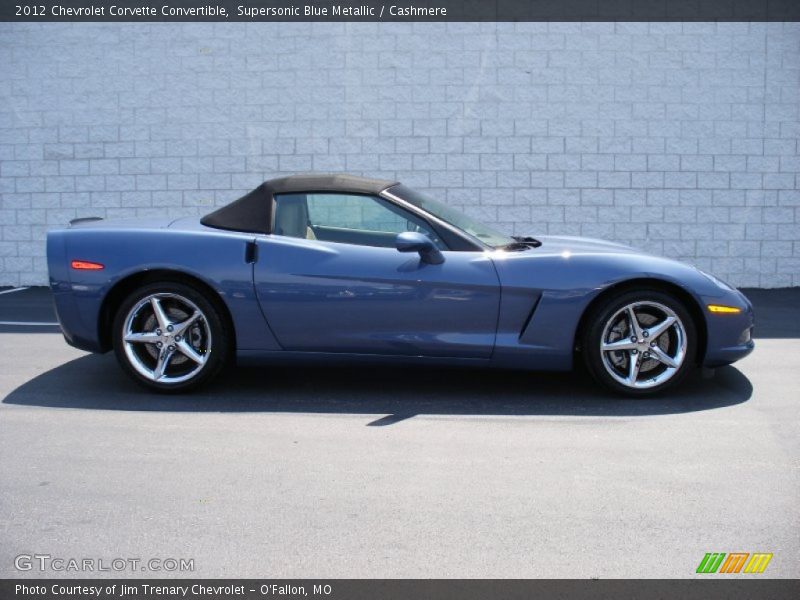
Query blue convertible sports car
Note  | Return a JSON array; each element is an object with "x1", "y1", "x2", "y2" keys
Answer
[{"x1": 47, "y1": 174, "x2": 754, "y2": 395}]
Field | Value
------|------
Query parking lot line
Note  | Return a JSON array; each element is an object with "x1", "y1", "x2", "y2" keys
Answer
[{"x1": 0, "y1": 287, "x2": 29, "y2": 296}]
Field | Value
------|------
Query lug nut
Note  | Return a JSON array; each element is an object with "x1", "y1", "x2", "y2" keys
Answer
[
  {"x1": 167, "y1": 325, "x2": 174, "y2": 332},
  {"x1": 643, "y1": 331, "x2": 649, "y2": 338},
  {"x1": 156, "y1": 342, "x2": 163, "y2": 348},
  {"x1": 156, "y1": 329, "x2": 162, "y2": 336},
  {"x1": 631, "y1": 349, "x2": 638, "y2": 355},
  {"x1": 174, "y1": 335, "x2": 181, "y2": 342},
  {"x1": 643, "y1": 352, "x2": 650, "y2": 359},
  {"x1": 630, "y1": 336, "x2": 637, "y2": 342},
  {"x1": 650, "y1": 341, "x2": 656, "y2": 347}
]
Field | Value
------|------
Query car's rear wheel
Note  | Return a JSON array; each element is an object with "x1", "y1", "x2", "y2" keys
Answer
[
  {"x1": 582, "y1": 289, "x2": 697, "y2": 396},
  {"x1": 112, "y1": 281, "x2": 229, "y2": 392}
]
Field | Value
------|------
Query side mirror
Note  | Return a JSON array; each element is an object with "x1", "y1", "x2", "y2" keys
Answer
[{"x1": 395, "y1": 231, "x2": 445, "y2": 265}]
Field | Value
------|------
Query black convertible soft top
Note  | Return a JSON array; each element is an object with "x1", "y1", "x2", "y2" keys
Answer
[{"x1": 200, "y1": 174, "x2": 398, "y2": 234}]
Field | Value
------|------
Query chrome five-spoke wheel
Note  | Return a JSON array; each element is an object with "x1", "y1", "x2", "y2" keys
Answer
[
  {"x1": 113, "y1": 281, "x2": 229, "y2": 392},
  {"x1": 600, "y1": 301, "x2": 687, "y2": 390},
  {"x1": 583, "y1": 290, "x2": 697, "y2": 396},
  {"x1": 121, "y1": 292, "x2": 212, "y2": 385}
]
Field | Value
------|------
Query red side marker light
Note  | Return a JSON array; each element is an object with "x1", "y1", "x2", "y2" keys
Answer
[{"x1": 71, "y1": 260, "x2": 104, "y2": 270}]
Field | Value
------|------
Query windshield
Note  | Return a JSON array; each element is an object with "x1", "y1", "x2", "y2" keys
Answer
[{"x1": 388, "y1": 184, "x2": 515, "y2": 248}]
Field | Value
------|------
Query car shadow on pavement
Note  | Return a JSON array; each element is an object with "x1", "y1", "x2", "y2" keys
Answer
[{"x1": 2, "y1": 353, "x2": 752, "y2": 422}]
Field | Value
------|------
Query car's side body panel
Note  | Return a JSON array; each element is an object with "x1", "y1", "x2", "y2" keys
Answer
[
  {"x1": 487, "y1": 236, "x2": 754, "y2": 370},
  {"x1": 47, "y1": 221, "x2": 280, "y2": 354},
  {"x1": 253, "y1": 235, "x2": 501, "y2": 358}
]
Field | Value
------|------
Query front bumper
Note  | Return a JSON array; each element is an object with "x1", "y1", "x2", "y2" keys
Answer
[{"x1": 702, "y1": 288, "x2": 755, "y2": 367}]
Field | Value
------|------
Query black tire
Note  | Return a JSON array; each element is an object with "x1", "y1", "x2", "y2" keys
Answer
[
  {"x1": 112, "y1": 281, "x2": 230, "y2": 393},
  {"x1": 581, "y1": 289, "x2": 697, "y2": 397}
]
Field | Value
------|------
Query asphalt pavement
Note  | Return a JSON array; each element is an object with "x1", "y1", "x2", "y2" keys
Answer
[{"x1": 0, "y1": 287, "x2": 798, "y2": 578}]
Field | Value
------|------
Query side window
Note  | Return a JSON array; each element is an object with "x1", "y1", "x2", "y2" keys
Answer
[
  {"x1": 307, "y1": 194, "x2": 409, "y2": 233},
  {"x1": 274, "y1": 193, "x2": 444, "y2": 249}
]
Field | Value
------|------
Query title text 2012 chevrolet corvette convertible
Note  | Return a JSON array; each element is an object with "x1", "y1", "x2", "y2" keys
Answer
[{"x1": 47, "y1": 174, "x2": 754, "y2": 395}]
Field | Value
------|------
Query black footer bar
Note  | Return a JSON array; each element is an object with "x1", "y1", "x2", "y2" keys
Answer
[{"x1": 3, "y1": 579, "x2": 800, "y2": 600}]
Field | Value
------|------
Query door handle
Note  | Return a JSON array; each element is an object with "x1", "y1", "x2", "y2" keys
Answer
[{"x1": 245, "y1": 240, "x2": 258, "y2": 264}]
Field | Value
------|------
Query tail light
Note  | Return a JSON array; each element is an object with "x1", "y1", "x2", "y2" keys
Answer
[{"x1": 70, "y1": 260, "x2": 104, "y2": 270}]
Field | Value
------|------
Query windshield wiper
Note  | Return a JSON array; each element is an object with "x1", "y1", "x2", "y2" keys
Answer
[
  {"x1": 500, "y1": 236, "x2": 542, "y2": 251},
  {"x1": 512, "y1": 236, "x2": 542, "y2": 246},
  {"x1": 499, "y1": 236, "x2": 542, "y2": 251}
]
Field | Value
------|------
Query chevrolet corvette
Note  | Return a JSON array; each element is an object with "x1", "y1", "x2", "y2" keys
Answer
[{"x1": 47, "y1": 174, "x2": 754, "y2": 395}]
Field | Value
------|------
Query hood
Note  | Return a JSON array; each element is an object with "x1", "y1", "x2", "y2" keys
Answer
[
  {"x1": 532, "y1": 235, "x2": 641, "y2": 256},
  {"x1": 492, "y1": 234, "x2": 721, "y2": 299}
]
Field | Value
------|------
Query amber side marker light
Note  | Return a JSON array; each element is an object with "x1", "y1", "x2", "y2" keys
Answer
[
  {"x1": 707, "y1": 304, "x2": 742, "y2": 314},
  {"x1": 71, "y1": 260, "x2": 104, "y2": 270}
]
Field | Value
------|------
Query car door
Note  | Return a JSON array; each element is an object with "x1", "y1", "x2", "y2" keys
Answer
[{"x1": 253, "y1": 192, "x2": 501, "y2": 358}]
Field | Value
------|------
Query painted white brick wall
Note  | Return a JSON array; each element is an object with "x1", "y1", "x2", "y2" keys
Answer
[{"x1": 0, "y1": 22, "x2": 798, "y2": 287}]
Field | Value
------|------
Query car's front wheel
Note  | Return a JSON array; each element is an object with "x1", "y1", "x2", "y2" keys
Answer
[
  {"x1": 112, "y1": 281, "x2": 229, "y2": 392},
  {"x1": 582, "y1": 289, "x2": 697, "y2": 396}
]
